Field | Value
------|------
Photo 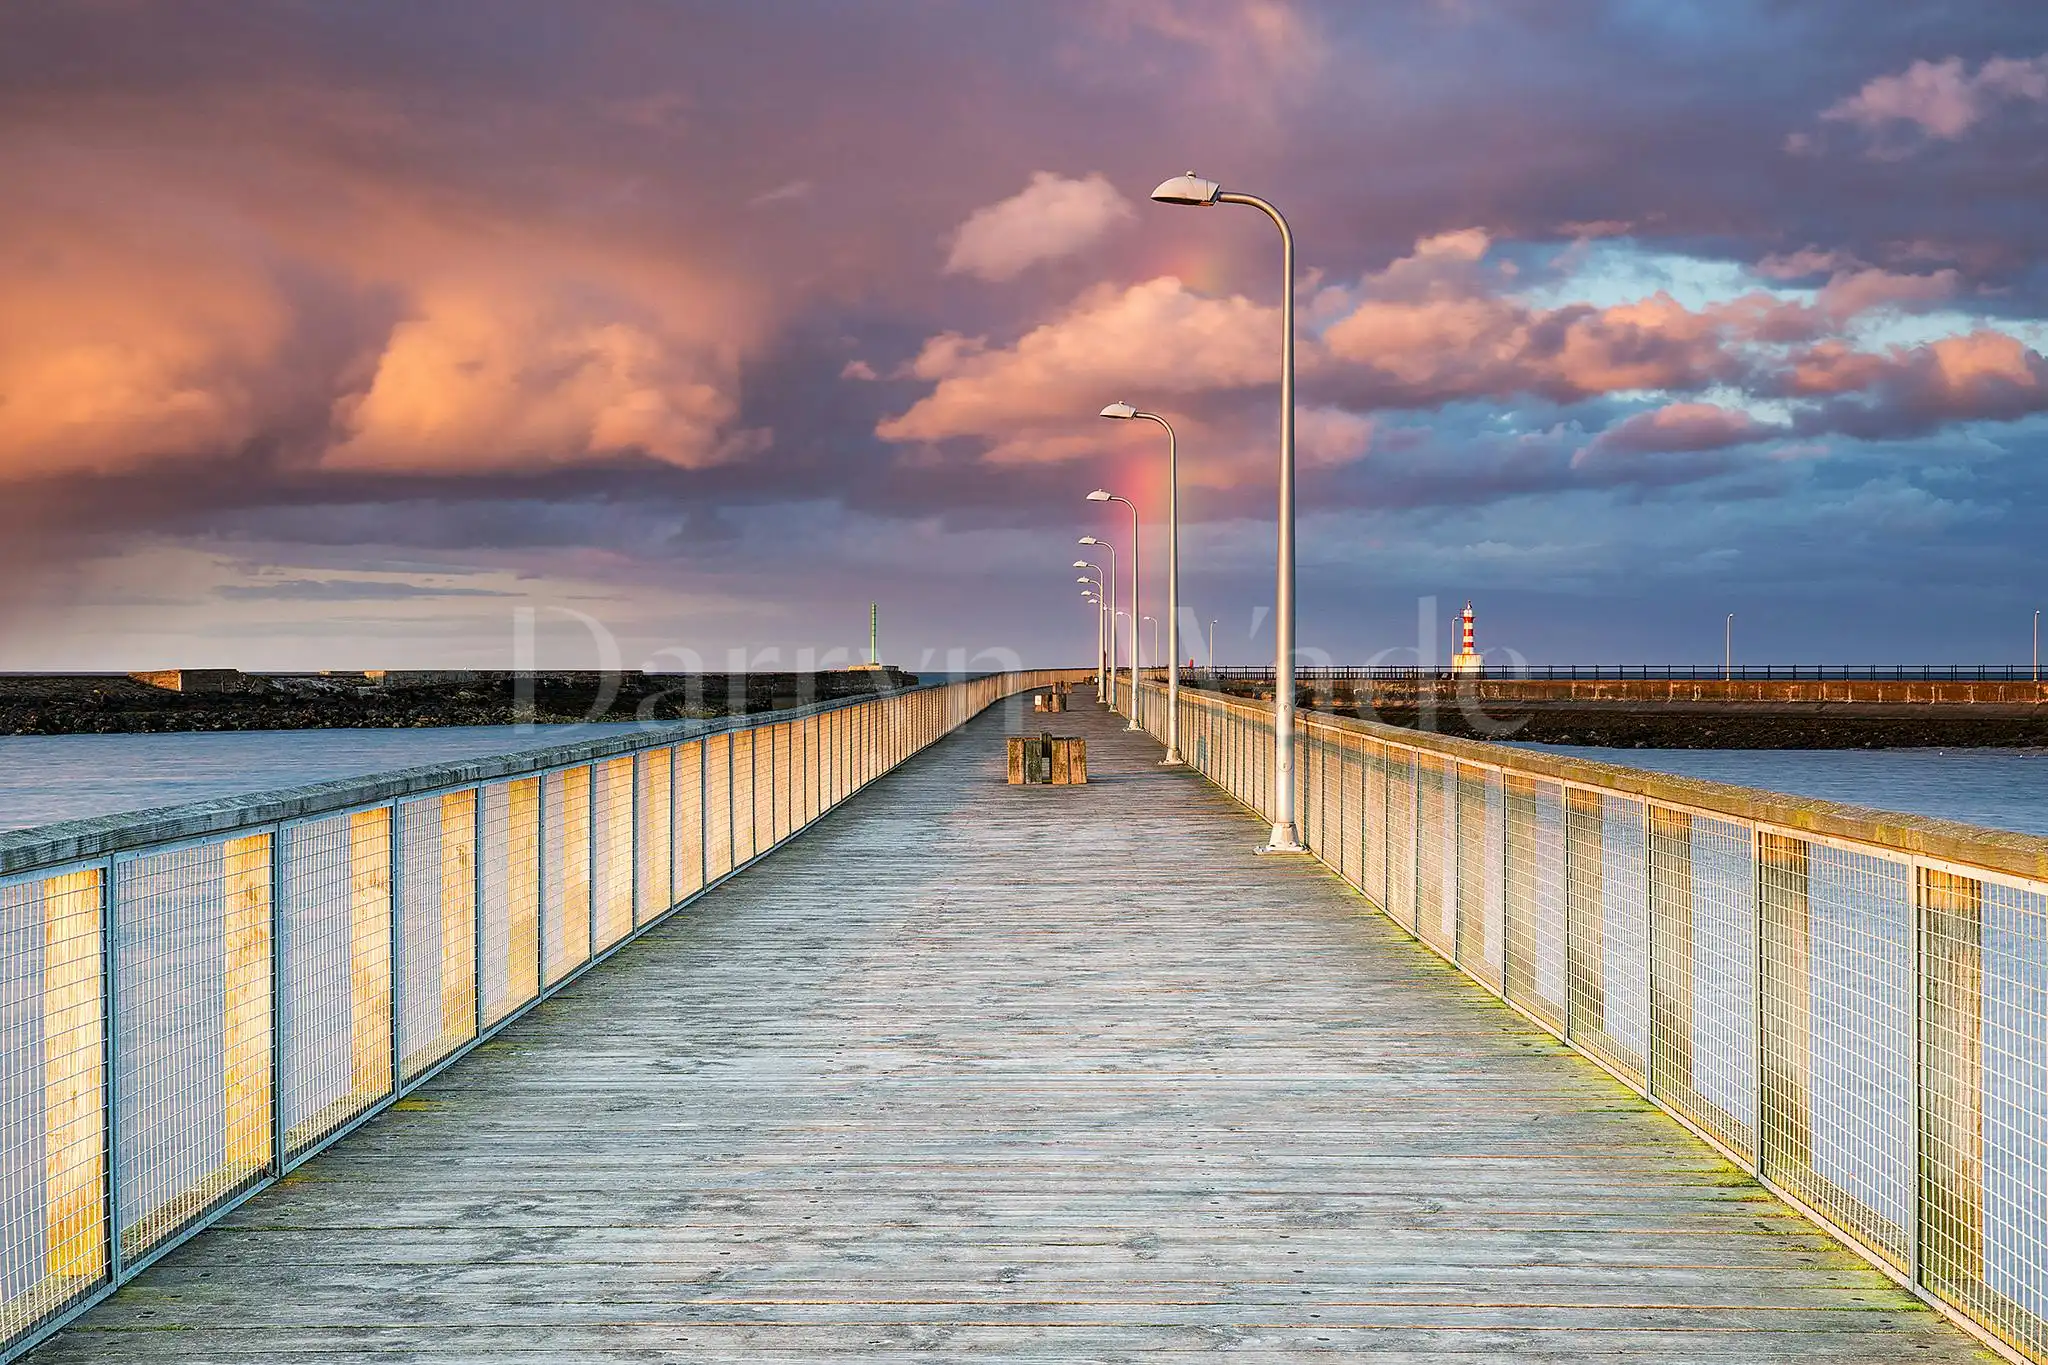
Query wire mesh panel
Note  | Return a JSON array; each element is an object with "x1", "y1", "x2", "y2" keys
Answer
[
  {"x1": 1245, "y1": 709, "x2": 1261, "y2": 814},
  {"x1": 830, "y1": 709, "x2": 847, "y2": 807},
  {"x1": 1647, "y1": 810, "x2": 1756, "y2": 1162},
  {"x1": 1761, "y1": 834, "x2": 1913, "y2": 1269},
  {"x1": 1386, "y1": 750, "x2": 1417, "y2": 933},
  {"x1": 1455, "y1": 764, "x2": 1502, "y2": 991},
  {"x1": 1972, "y1": 873, "x2": 2048, "y2": 1356},
  {"x1": 1301, "y1": 731, "x2": 1324, "y2": 857},
  {"x1": 800, "y1": 717, "x2": 817, "y2": 827},
  {"x1": 1221, "y1": 707, "x2": 1238, "y2": 804},
  {"x1": 592, "y1": 757, "x2": 633, "y2": 953},
  {"x1": 672, "y1": 743, "x2": 705, "y2": 899},
  {"x1": 0, "y1": 866, "x2": 107, "y2": 1341},
  {"x1": 395, "y1": 792, "x2": 475, "y2": 1082},
  {"x1": 1363, "y1": 740, "x2": 1388, "y2": 911},
  {"x1": 755, "y1": 724, "x2": 778, "y2": 850},
  {"x1": 113, "y1": 833, "x2": 271, "y2": 1264},
  {"x1": 1230, "y1": 707, "x2": 1244, "y2": 805},
  {"x1": 1415, "y1": 754, "x2": 1453, "y2": 955},
  {"x1": 1565, "y1": 794, "x2": 1649, "y2": 1085},
  {"x1": 785, "y1": 721, "x2": 801, "y2": 839},
  {"x1": 1338, "y1": 734, "x2": 1364, "y2": 889},
  {"x1": 542, "y1": 768, "x2": 591, "y2": 985},
  {"x1": 1316, "y1": 732, "x2": 1336, "y2": 862},
  {"x1": 1503, "y1": 775, "x2": 1569, "y2": 1030},
  {"x1": 478, "y1": 778, "x2": 540, "y2": 1026},
  {"x1": 705, "y1": 733, "x2": 734, "y2": 879},
  {"x1": 635, "y1": 748, "x2": 672, "y2": 926},
  {"x1": 730, "y1": 729, "x2": 756, "y2": 869},
  {"x1": 279, "y1": 808, "x2": 392, "y2": 1159}
]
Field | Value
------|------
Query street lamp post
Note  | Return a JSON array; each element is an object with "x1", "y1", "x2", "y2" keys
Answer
[
  {"x1": 1143, "y1": 615, "x2": 1159, "y2": 674},
  {"x1": 1209, "y1": 619, "x2": 1218, "y2": 670},
  {"x1": 1081, "y1": 586, "x2": 1106, "y2": 694},
  {"x1": 1152, "y1": 171, "x2": 1301, "y2": 851},
  {"x1": 2034, "y1": 609, "x2": 2040, "y2": 682},
  {"x1": 1075, "y1": 561, "x2": 1106, "y2": 695},
  {"x1": 1076, "y1": 576, "x2": 1104, "y2": 686},
  {"x1": 1089, "y1": 490, "x2": 1143, "y2": 731},
  {"x1": 1080, "y1": 536, "x2": 1117, "y2": 709},
  {"x1": 1101, "y1": 403, "x2": 1183, "y2": 762},
  {"x1": 1725, "y1": 613, "x2": 1734, "y2": 682}
]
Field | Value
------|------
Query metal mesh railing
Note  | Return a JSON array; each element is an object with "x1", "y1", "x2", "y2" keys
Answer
[
  {"x1": 0, "y1": 670, "x2": 1081, "y2": 1361},
  {"x1": 1135, "y1": 679, "x2": 2048, "y2": 1364}
]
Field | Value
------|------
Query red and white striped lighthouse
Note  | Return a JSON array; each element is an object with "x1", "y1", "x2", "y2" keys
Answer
[{"x1": 1452, "y1": 600, "x2": 1482, "y2": 676}]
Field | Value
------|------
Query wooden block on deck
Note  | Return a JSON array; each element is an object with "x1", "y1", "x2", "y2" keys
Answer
[{"x1": 1008, "y1": 734, "x2": 1086, "y2": 784}]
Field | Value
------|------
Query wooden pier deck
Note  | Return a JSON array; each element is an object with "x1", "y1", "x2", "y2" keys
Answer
[{"x1": 41, "y1": 690, "x2": 1991, "y2": 1361}]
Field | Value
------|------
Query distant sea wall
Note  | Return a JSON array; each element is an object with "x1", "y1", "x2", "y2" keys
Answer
[
  {"x1": 1194, "y1": 674, "x2": 2048, "y2": 748},
  {"x1": 0, "y1": 669, "x2": 921, "y2": 734}
]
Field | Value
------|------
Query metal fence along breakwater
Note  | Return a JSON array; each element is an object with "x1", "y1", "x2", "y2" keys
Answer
[
  {"x1": 1133, "y1": 679, "x2": 2048, "y2": 1364},
  {"x1": 0, "y1": 670, "x2": 1080, "y2": 1361}
]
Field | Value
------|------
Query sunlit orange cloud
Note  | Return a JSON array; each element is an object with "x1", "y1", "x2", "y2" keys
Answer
[{"x1": 0, "y1": 97, "x2": 771, "y2": 484}]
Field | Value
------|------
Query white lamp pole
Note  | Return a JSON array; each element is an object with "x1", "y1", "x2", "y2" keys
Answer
[
  {"x1": 1075, "y1": 561, "x2": 1105, "y2": 695},
  {"x1": 2034, "y1": 609, "x2": 2040, "y2": 682},
  {"x1": 1151, "y1": 172, "x2": 1300, "y2": 851},
  {"x1": 1082, "y1": 587, "x2": 1106, "y2": 693},
  {"x1": 1089, "y1": 490, "x2": 1142, "y2": 731},
  {"x1": 1080, "y1": 536, "x2": 1116, "y2": 709},
  {"x1": 1209, "y1": 619, "x2": 1218, "y2": 670},
  {"x1": 1101, "y1": 403, "x2": 1183, "y2": 762},
  {"x1": 1725, "y1": 613, "x2": 1734, "y2": 682}
]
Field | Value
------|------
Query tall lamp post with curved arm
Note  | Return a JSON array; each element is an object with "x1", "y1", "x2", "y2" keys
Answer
[
  {"x1": 1079, "y1": 536, "x2": 1117, "y2": 710},
  {"x1": 1088, "y1": 489, "x2": 1143, "y2": 731},
  {"x1": 1074, "y1": 561, "x2": 1106, "y2": 695},
  {"x1": 1081, "y1": 588, "x2": 1105, "y2": 695},
  {"x1": 1100, "y1": 402, "x2": 1183, "y2": 763},
  {"x1": 1149, "y1": 170, "x2": 1302, "y2": 852}
]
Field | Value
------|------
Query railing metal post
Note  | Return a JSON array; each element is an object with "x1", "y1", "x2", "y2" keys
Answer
[
  {"x1": 269, "y1": 824, "x2": 288, "y2": 1175},
  {"x1": 630, "y1": 753, "x2": 642, "y2": 927},
  {"x1": 1908, "y1": 859, "x2": 1925, "y2": 1285},
  {"x1": 99, "y1": 856, "x2": 122, "y2": 1283},
  {"x1": 473, "y1": 786, "x2": 486, "y2": 1039},
  {"x1": 1640, "y1": 800, "x2": 1656, "y2": 1101},
  {"x1": 586, "y1": 767, "x2": 597, "y2": 960},
  {"x1": 387, "y1": 804, "x2": 403, "y2": 1097},
  {"x1": 1749, "y1": 823, "x2": 1766, "y2": 1177},
  {"x1": 534, "y1": 782, "x2": 547, "y2": 998}
]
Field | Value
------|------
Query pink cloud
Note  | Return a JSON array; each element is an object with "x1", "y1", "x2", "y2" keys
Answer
[
  {"x1": 943, "y1": 172, "x2": 1134, "y2": 282},
  {"x1": 1297, "y1": 405, "x2": 1374, "y2": 467},
  {"x1": 1820, "y1": 52, "x2": 2048, "y2": 145},
  {"x1": 325, "y1": 287, "x2": 751, "y2": 475},
  {"x1": 1754, "y1": 246, "x2": 1865, "y2": 280},
  {"x1": 1580, "y1": 402, "x2": 1776, "y2": 461},
  {"x1": 1787, "y1": 331, "x2": 2048, "y2": 438},
  {"x1": 876, "y1": 276, "x2": 1280, "y2": 460}
]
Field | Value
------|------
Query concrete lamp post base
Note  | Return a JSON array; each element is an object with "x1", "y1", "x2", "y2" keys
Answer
[{"x1": 1255, "y1": 826, "x2": 1307, "y2": 855}]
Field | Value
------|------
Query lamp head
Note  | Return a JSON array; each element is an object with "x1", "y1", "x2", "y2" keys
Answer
[
  {"x1": 1151, "y1": 171, "x2": 1222, "y2": 206},
  {"x1": 1078, "y1": 536, "x2": 1101, "y2": 546},
  {"x1": 1072, "y1": 560, "x2": 1089, "y2": 568},
  {"x1": 1098, "y1": 401, "x2": 1137, "y2": 420},
  {"x1": 1086, "y1": 489, "x2": 1112, "y2": 502}
]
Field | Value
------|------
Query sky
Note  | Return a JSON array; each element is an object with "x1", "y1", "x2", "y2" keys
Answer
[{"x1": 3, "y1": 0, "x2": 2046, "y2": 672}]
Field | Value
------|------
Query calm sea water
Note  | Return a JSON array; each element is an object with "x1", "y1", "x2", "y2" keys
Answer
[
  {"x1": 1523, "y1": 744, "x2": 2048, "y2": 838},
  {"x1": 0, "y1": 724, "x2": 655, "y2": 832},
  {"x1": 2, "y1": 725, "x2": 2045, "y2": 840}
]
